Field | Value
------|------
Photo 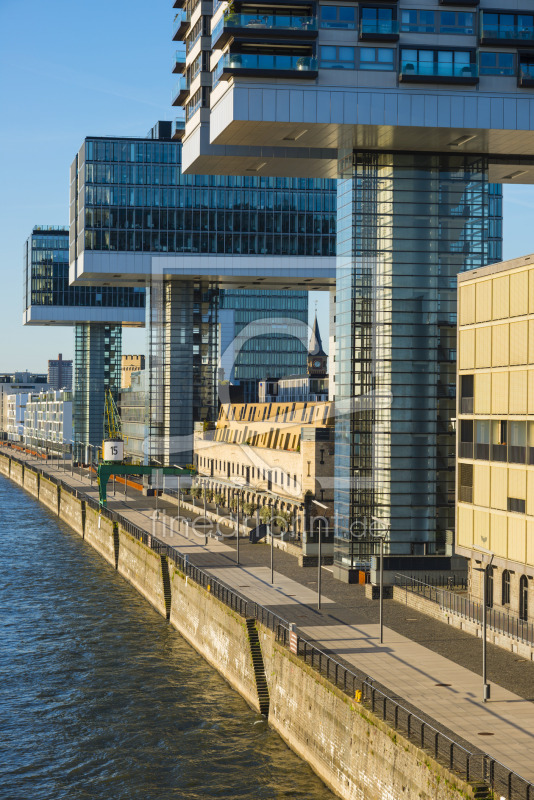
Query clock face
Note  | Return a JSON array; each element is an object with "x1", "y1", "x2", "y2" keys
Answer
[{"x1": 313, "y1": 360, "x2": 322, "y2": 368}]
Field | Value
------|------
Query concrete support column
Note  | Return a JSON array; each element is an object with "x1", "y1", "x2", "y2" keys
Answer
[
  {"x1": 73, "y1": 322, "x2": 122, "y2": 448},
  {"x1": 148, "y1": 279, "x2": 218, "y2": 466}
]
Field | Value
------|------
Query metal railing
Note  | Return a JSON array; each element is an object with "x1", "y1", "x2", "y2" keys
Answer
[
  {"x1": 3, "y1": 448, "x2": 534, "y2": 799},
  {"x1": 395, "y1": 573, "x2": 534, "y2": 647}
]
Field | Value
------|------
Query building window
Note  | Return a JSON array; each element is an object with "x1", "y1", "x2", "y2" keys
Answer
[
  {"x1": 480, "y1": 52, "x2": 516, "y2": 76},
  {"x1": 502, "y1": 570, "x2": 511, "y2": 606},
  {"x1": 320, "y1": 448, "x2": 325, "y2": 464},
  {"x1": 319, "y1": 5, "x2": 356, "y2": 30},
  {"x1": 401, "y1": 48, "x2": 475, "y2": 79},
  {"x1": 458, "y1": 463, "x2": 473, "y2": 503},
  {"x1": 459, "y1": 419, "x2": 473, "y2": 459},
  {"x1": 492, "y1": 419, "x2": 507, "y2": 462},
  {"x1": 358, "y1": 46, "x2": 395, "y2": 70},
  {"x1": 460, "y1": 374, "x2": 474, "y2": 413},
  {"x1": 475, "y1": 420, "x2": 490, "y2": 460},
  {"x1": 360, "y1": 6, "x2": 396, "y2": 34},
  {"x1": 439, "y1": 11, "x2": 474, "y2": 35},
  {"x1": 509, "y1": 421, "x2": 526, "y2": 464},
  {"x1": 307, "y1": 460, "x2": 311, "y2": 477},
  {"x1": 507, "y1": 497, "x2": 526, "y2": 513},
  {"x1": 482, "y1": 12, "x2": 534, "y2": 42},
  {"x1": 520, "y1": 575, "x2": 529, "y2": 622},
  {"x1": 400, "y1": 9, "x2": 435, "y2": 34},
  {"x1": 320, "y1": 45, "x2": 356, "y2": 69}
]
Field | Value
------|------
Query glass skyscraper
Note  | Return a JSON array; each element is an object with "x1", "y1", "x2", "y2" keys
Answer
[
  {"x1": 23, "y1": 225, "x2": 145, "y2": 448},
  {"x1": 70, "y1": 123, "x2": 336, "y2": 461},
  {"x1": 334, "y1": 154, "x2": 502, "y2": 571}
]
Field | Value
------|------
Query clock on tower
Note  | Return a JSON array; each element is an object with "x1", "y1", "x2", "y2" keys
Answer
[{"x1": 307, "y1": 314, "x2": 327, "y2": 377}]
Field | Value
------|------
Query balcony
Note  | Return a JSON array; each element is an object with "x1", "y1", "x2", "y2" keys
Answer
[
  {"x1": 400, "y1": 59, "x2": 478, "y2": 85},
  {"x1": 172, "y1": 118, "x2": 186, "y2": 140},
  {"x1": 439, "y1": 0, "x2": 478, "y2": 4},
  {"x1": 459, "y1": 485, "x2": 473, "y2": 503},
  {"x1": 459, "y1": 441, "x2": 473, "y2": 459},
  {"x1": 212, "y1": 13, "x2": 317, "y2": 49},
  {"x1": 220, "y1": 51, "x2": 318, "y2": 80},
  {"x1": 173, "y1": 0, "x2": 185, "y2": 7},
  {"x1": 172, "y1": 76, "x2": 190, "y2": 106},
  {"x1": 172, "y1": 49, "x2": 187, "y2": 73},
  {"x1": 474, "y1": 443, "x2": 489, "y2": 460},
  {"x1": 173, "y1": 9, "x2": 190, "y2": 41},
  {"x1": 491, "y1": 443, "x2": 507, "y2": 462},
  {"x1": 480, "y1": 24, "x2": 534, "y2": 47},
  {"x1": 519, "y1": 64, "x2": 534, "y2": 88},
  {"x1": 460, "y1": 397, "x2": 473, "y2": 413},
  {"x1": 359, "y1": 19, "x2": 399, "y2": 42}
]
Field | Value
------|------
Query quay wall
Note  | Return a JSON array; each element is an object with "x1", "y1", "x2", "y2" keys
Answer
[
  {"x1": 10, "y1": 459, "x2": 23, "y2": 486},
  {"x1": 0, "y1": 453, "x2": 10, "y2": 477},
  {"x1": 0, "y1": 451, "x2": 485, "y2": 800},
  {"x1": 59, "y1": 490, "x2": 85, "y2": 537},
  {"x1": 23, "y1": 467, "x2": 39, "y2": 499},
  {"x1": 84, "y1": 506, "x2": 116, "y2": 568},
  {"x1": 39, "y1": 476, "x2": 60, "y2": 516},
  {"x1": 116, "y1": 529, "x2": 168, "y2": 619},
  {"x1": 167, "y1": 562, "x2": 260, "y2": 713}
]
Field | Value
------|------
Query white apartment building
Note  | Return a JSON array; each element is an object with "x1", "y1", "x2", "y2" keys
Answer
[
  {"x1": 23, "y1": 390, "x2": 73, "y2": 452},
  {"x1": 6, "y1": 393, "x2": 31, "y2": 442}
]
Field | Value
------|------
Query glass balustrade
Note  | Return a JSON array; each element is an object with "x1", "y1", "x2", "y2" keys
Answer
[
  {"x1": 482, "y1": 24, "x2": 534, "y2": 42},
  {"x1": 360, "y1": 19, "x2": 399, "y2": 36},
  {"x1": 400, "y1": 60, "x2": 478, "y2": 79},
  {"x1": 223, "y1": 13, "x2": 316, "y2": 32},
  {"x1": 223, "y1": 53, "x2": 317, "y2": 72}
]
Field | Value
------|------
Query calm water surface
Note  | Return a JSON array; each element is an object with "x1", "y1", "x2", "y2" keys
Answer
[{"x1": 0, "y1": 475, "x2": 335, "y2": 800}]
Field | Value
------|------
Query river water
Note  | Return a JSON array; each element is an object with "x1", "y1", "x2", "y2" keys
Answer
[{"x1": 0, "y1": 476, "x2": 334, "y2": 800}]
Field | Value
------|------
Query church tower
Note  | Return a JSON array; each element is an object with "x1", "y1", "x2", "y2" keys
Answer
[{"x1": 307, "y1": 313, "x2": 327, "y2": 377}]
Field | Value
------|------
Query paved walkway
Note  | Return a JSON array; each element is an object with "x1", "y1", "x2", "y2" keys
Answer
[{"x1": 7, "y1": 448, "x2": 534, "y2": 783}]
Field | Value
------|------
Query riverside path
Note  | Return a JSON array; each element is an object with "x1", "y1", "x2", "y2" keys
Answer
[{"x1": 7, "y1": 446, "x2": 534, "y2": 786}]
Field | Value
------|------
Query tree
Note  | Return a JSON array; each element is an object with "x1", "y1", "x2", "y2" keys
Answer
[{"x1": 259, "y1": 505, "x2": 272, "y2": 525}]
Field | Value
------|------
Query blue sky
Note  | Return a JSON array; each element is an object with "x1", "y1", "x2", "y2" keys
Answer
[{"x1": 0, "y1": 0, "x2": 533, "y2": 370}]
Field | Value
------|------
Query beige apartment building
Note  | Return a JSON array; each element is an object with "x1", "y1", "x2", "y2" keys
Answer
[
  {"x1": 121, "y1": 355, "x2": 145, "y2": 389},
  {"x1": 457, "y1": 254, "x2": 534, "y2": 622},
  {"x1": 195, "y1": 400, "x2": 335, "y2": 536}
]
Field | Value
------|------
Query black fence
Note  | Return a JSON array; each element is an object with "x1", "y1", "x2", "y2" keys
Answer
[{"x1": 395, "y1": 573, "x2": 534, "y2": 647}]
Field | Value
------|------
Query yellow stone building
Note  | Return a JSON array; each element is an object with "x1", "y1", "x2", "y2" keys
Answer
[
  {"x1": 457, "y1": 254, "x2": 534, "y2": 621},
  {"x1": 195, "y1": 400, "x2": 335, "y2": 549}
]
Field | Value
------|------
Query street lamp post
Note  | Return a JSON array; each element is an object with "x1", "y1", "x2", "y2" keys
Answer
[
  {"x1": 270, "y1": 505, "x2": 274, "y2": 584},
  {"x1": 152, "y1": 459, "x2": 163, "y2": 519},
  {"x1": 371, "y1": 516, "x2": 389, "y2": 645},
  {"x1": 473, "y1": 545, "x2": 494, "y2": 702},
  {"x1": 203, "y1": 479, "x2": 208, "y2": 545},
  {"x1": 312, "y1": 499, "x2": 328, "y2": 611},
  {"x1": 236, "y1": 490, "x2": 240, "y2": 565}
]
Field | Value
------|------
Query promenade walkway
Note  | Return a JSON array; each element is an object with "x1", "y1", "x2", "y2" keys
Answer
[{"x1": 8, "y1": 449, "x2": 534, "y2": 785}]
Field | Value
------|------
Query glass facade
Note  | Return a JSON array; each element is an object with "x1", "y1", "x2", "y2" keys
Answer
[
  {"x1": 23, "y1": 226, "x2": 146, "y2": 449},
  {"x1": 219, "y1": 288, "x2": 308, "y2": 402},
  {"x1": 71, "y1": 131, "x2": 337, "y2": 461},
  {"x1": 147, "y1": 279, "x2": 219, "y2": 465},
  {"x1": 334, "y1": 152, "x2": 502, "y2": 574},
  {"x1": 74, "y1": 323, "x2": 122, "y2": 448},
  {"x1": 24, "y1": 227, "x2": 144, "y2": 312},
  {"x1": 74, "y1": 140, "x2": 336, "y2": 258}
]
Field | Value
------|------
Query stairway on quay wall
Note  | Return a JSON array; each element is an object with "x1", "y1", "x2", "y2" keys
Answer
[{"x1": 0, "y1": 449, "x2": 498, "y2": 800}]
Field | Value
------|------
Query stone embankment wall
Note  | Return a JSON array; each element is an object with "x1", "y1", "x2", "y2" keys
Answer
[
  {"x1": 84, "y1": 507, "x2": 116, "y2": 567},
  {"x1": 0, "y1": 450, "x2": 485, "y2": 800}
]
